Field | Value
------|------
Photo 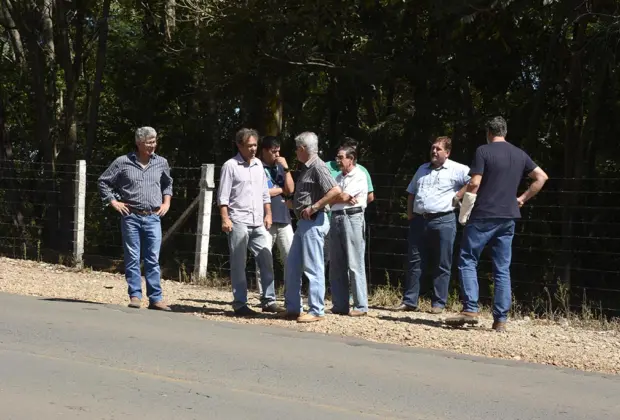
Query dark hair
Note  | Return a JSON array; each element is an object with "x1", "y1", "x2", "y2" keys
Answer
[
  {"x1": 486, "y1": 116, "x2": 508, "y2": 137},
  {"x1": 260, "y1": 135, "x2": 280, "y2": 150},
  {"x1": 433, "y1": 136, "x2": 452, "y2": 153},
  {"x1": 341, "y1": 137, "x2": 359, "y2": 150},
  {"x1": 338, "y1": 145, "x2": 357, "y2": 162},
  {"x1": 235, "y1": 128, "x2": 259, "y2": 145}
]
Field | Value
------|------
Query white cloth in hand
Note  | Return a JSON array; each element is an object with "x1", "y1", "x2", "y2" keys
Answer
[{"x1": 458, "y1": 192, "x2": 477, "y2": 225}]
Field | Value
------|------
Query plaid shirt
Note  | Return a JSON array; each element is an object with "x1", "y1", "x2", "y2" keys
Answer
[{"x1": 98, "y1": 152, "x2": 173, "y2": 211}]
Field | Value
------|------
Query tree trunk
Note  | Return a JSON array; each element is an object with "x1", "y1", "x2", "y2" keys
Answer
[
  {"x1": 263, "y1": 76, "x2": 283, "y2": 137},
  {"x1": 85, "y1": 0, "x2": 111, "y2": 162}
]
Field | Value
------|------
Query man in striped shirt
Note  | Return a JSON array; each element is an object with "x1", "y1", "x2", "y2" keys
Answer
[
  {"x1": 281, "y1": 132, "x2": 341, "y2": 323},
  {"x1": 98, "y1": 126, "x2": 173, "y2": 311}
]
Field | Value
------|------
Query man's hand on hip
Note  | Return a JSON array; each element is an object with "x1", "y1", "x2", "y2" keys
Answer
[
  {"x1": 156, "y1": 202, "x2": 170, "y2": 217},
  {"x1": 110, "y1": 200, "x2": 130, "y2": 216},
  {"x1": 301, "y1": 205, "x2": 317, "y2": 220}
]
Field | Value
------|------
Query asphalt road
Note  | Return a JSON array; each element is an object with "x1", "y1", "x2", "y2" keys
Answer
[{"x1": 0, "y1": 292, "x2": 619, "y2": 420}]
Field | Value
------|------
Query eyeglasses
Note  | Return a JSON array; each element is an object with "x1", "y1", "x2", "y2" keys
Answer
[{"x1": 335, "y1": 155, "x2": 347, "y2": 160}]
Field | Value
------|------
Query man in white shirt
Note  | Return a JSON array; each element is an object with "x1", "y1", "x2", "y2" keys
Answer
[
  {"x1": 396, "y1": 136, "x2": 470, "y2": 314},
  {"x1": 328, "y1": 145, "x2": 369, "y2": 316}
]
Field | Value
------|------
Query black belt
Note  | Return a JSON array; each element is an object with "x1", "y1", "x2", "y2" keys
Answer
[
  {"x1": 332, "y1": 207, "x2": 364, "y2": 216},
  {"x1": 414, "y1": 210, "x2": 454, "y2": 220}
]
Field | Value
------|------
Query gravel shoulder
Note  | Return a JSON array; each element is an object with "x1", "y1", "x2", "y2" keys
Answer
[{"x1": 1, "y1": 257, "x2": 619, "y2": 375}]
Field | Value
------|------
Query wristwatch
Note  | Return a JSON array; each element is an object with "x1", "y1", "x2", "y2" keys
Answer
[
  {"x1": 311, "y1": 204, "x2": 319, "y2": 212},
  {"x1": 282, "y1": 167, "x2": 291, "y2": 172}
]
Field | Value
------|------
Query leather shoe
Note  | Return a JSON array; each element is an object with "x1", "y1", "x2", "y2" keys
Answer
[
  {"x1": 297, "y1": 313, "x2": 323, "y2": 323},
  {"x1": 262, "y1": 303, "x2": 286, "y2": 313},
  {"x1": 393, "y1": 303, "x2": 418, "y2": 312},
  {"x1": 349, "y1": 310, "x2": 367, "y2": 317},
  {"x1": 234, "y1": 305, "x2": 258, "y2": 317},
  {"x1": 128, "y1": 297, "x2": 141, "y2": 309},
  {"x1": 277, "y1": 311, "x2": 300, "y2": 320},
  {"x1": 428, "y1": 306, "x2": 444, "y2": 314},
  {"x1": 492, "y1": 321, "x2": 507, "y2": 332},
  {"x1": 148, "y1": 301, "x2": 171, "y2": 311}
]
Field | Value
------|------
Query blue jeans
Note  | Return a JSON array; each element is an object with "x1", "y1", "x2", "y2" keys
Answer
[
  {"x1": 458, "y1": 218, "x2": 515, "y2": 322},
  {"x1": 284, "y1": 211, "x2": 330, "y2": 316},
  {"x1": 403, "y1": 212, "x2": 456, "y2": 308},
  {"x1": 227, "y1": 223, "x2": 276, "y2": 310},
  {"x1": 329, "y1": 212, "x2": 368, "y2": 313},
  {"x1": 121, "y1": 213, "x2": 163, "y2": 303}
]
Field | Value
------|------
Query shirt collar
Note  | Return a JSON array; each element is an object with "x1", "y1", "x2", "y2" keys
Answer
[
  {"x1": 304, "y1": 155, "x2": 319, "y2": 168},
  {"x1": 427, "y1": 158, "x2": 452, "y2": 170},
  {"x1": 234, "y1": 153, "x2": 259, "y2": 167},
  {"x1": 341, "y1": 165, "x2": 360, "y2": 177},
  {"x1": 129, "y1": 152, "x2": 157, "y2": 162}
]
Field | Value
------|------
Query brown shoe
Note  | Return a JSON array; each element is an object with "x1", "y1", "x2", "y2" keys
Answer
[
  {"x1": 128, "y1": 297, "x2": 141, "y2": 309},
  {"x1": 445, "y1": 311, "x2": 479, "y2": 326},
  {"x1": 296, "y1": 313, "x2": 323, "y2": 323},
  {"x1": 148, "y1": 301, "x2": 172, "y2": 312},
  {"x1": 492, "y1": 321, "x2": 507, "y2": 332},
  {"x1": 349, "y1": 310, "x2": 368, "y2": 317},
  {"x1": 428, "y1": 307, "x2": 444, "y2": 314},
  {"x1": 393, "y1": 303, "x2": 419, "y2": 312}
]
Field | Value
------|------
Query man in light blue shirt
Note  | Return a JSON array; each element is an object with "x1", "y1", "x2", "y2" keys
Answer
[{"x1": 395, "y1": 136, "x2": 470, "y2": 314}]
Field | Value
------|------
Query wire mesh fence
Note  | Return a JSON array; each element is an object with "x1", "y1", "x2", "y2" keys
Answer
[{"x1": 1, "y1": 158, "x2": 619, "y2": 315}]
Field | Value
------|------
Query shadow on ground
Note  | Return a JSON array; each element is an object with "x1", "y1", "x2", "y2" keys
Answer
[
  {"x1": 40, "y1": 297, "x2": 104, "y2": 305},
  {"x1": 377, "y1": 315, "x2": 444, "y2": 328}
]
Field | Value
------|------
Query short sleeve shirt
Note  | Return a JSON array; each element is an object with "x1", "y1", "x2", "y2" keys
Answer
[
  {"x1": 326, "y1": 160, "x2": 374, "y2": 193},
  {"x1": 293, "y1": 156, "x2": 337, "y2": 218},
  {"x1": 468, "y1": 142, "x2": 538, "y2": 220},
  {"x1": 406, "y1": 159, "x2": 471, "y2": 214},
  {"x1": 331, "y1": 166, "x2": 368, "y2": 211}
]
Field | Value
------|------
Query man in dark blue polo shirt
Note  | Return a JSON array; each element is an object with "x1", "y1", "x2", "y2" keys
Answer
[
  {"x1": 446, "y1": 116, "x2": 548, "y2": 331},
  {"x1": 98, "y1": 126, "x2": 173, "y2": 311}
]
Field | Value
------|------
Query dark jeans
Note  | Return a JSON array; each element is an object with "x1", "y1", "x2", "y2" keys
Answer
[
  {"x1": 458, "y1": 218, "x2": 515, "y2": 322},
  {"x1": 403, "y1": 212, "x2": 457, "y2": 308}
]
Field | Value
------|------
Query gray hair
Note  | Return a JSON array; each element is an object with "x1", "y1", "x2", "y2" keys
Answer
[
  {"x1": 135, "y1": 126, "x2": 157, "y2": 144},
  {"x1": 486, "y1": 116, "x2": 507, "y2": 138},
  {"x1": 295, "y1": 131, "x2": 319, "y2": 155},
  {"x1": 235, "y1": 128, "x2": 259, "y2": 146}
]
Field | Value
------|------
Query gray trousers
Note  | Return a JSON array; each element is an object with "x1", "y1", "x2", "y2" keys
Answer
[
  {"x1": 255, "y1": 223, "x2": 294, "y2": 293},
  {"x1": 227, "y1": 223, "x2": 276, "y2": 310},
  {"x1": 328, "y1": 211, "x2": 368, "y2": 312}
]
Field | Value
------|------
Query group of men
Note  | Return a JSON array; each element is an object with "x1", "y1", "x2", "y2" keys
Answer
[
  {"x1": 216, "y1": 129, "x2": 374, "y2": 322},
  {"x1": 98, "y1": 115, "x2": 548, "y2": 331}
]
